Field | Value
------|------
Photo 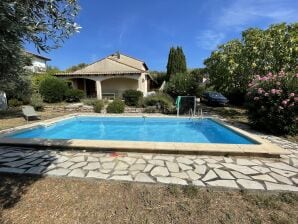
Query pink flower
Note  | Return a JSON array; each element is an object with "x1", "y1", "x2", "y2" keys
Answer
[
  {"x1": 282, "y1": 100, "x2": 288, "y2": 106},
  {"x1": 294, "y1": 97, "x2": 298, "y2": 102},
  {"x1": 254, "y1": 97, "x2": 259, "y2": 101},
  {"x1": 257, "y1": 88, "x2": 263, "y2": 94},
  {"x1": 267, "y1": 72, "x2": 273, "y2": 77},
  {"x1": 271, "y1": 89, "x2": 276, "y2": 94},
  {"x1": 289, "y1": 103, "x2": 294, "y2": 107},
  {"x1": 289, "y1": 93, "x2": 295, "y2": 97},
  {"x1": 264, "y1": 93, "x2": 269, "y2": 97},
  {"x1": 247, "y1": 92, "x2": 251, "y2": 96},
  {"x1": 296, "y1": 74, "x2": 298, "y2": 78}
]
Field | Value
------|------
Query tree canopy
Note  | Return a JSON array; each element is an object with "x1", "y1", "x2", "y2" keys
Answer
[
  {"x1": 204, "y1": 23, "x2": 298, "y2": 104},
  {"x1": 166, "y1": 46, "x2": 187, "y2": 78},
  {"x1": 66, "y1": 63, "x2": 88, "y2": 72}
]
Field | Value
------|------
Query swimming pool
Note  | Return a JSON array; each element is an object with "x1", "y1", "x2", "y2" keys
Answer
[{"x1": 5, "y1": 117, "x2": 256, "y2": 144}]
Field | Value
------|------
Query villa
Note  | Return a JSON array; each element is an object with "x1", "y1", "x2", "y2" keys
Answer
[
  {"x1": 55, "y1": 52, "x2": 152, "y2": 99},
  {"x1": 25, "y1": 51, "x2": 51, "y2": 73}
]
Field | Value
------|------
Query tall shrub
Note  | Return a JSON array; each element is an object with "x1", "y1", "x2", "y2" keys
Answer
[
  {"x1": 166, "y1": 46, "x2": 187, "y2": 78},
  {"x1": 122, "y1": 89, "x2": 143, "y2": 106},
  {"x1": 246, "y1": 72, "x2": 297, "y2": 135},
  {"x1": 39, "y1": 76, "x2": 68, "y2": 103}
]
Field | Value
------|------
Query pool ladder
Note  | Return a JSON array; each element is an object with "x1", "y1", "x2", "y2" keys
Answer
[{"x1": 189, "y1": 108, "x2": 203, "y2": 120}]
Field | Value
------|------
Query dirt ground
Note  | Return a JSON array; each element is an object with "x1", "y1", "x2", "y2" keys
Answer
[{"x1": 0, "y1": 174, "x2": 297, "y2": 224}]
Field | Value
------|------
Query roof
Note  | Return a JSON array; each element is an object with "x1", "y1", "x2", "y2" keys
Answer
[
  {"x1": 26, "y1": 51, "x2": 51, "y2": 61},
  {"x1": 55, "y1": 52, "x2": 148, "y2": 76}
]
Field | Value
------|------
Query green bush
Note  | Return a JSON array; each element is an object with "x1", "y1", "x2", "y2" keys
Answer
[
  {"x1": 65, "y1": 88, "x2": 84, "y2": 102},
  {"x1": 106, "y1": 98, "x2": 125, "y2": 113},
  {"x1": 39, "y1": 76, "x2": 68, "y2": 103},
  {"x1": 93, "y1": 100, "x2": 104, "y2": 113},
  {"x1": 122, "y1": 89, "x2": 143, "y2": 106},
  {"x1": 246, "y1": 72, "x2": 297, "y2": 135},
  {"x1": 165, "y1": 73, "x2": 199, "y2": 98},
  {"x1": 143, "y1": 92, "x2": 175, "y2": 114},
  {"x1": 30, "y1": 93, "x2": 44, "y2": 111},
  {"x1": 82, "y1": 98, "x2": 98, "y2": 106},
  {"x1": 8, "y1": 99, "x2": 22, "y2": 107}
]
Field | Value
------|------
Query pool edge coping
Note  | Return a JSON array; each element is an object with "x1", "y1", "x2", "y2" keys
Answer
[{"x1": 0, "y1": 113, "x2": 290, "y2": 157}]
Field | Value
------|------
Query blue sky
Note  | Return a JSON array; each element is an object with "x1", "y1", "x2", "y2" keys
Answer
[{"x1": 26, "y1": 0, "x2": 298, "y2": 71}]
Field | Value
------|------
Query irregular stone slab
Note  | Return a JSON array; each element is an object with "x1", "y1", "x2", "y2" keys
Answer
[
  {"x1": 171, "y1": 172, "x2": 188, "y2": 179},
  {"x1": 3, "y1": 158, "x2": 36, "y2": 168},
  {"x1": 102, "y1": 162, "x2": 116, "y2": 170},
  {"x1": 100, "y1": 169, "x2": 112, "y2": 174},
  {"x1": 265, "y1": 162, "x2": 298, "y2": 172},
  {"x1": 1, "y1": 152, "x2": 25, "y2": 157},
  {"x1": 142, "y1": 154, "x2": 153, "y2": 160},
  {"x1": 237, "y1": 179, "x2": 264, "y2": 190},
  {"x1": 129, "y1": 163, "x2": 146, "y2": 171},
  {"x1": 0, "y1": 167, "x2": 25, "y2": 174},
  {"x1": 206, "y1": 180, "x2": 239, "y2": 189},
  {"x1": 87, "y1": 156, "x2": 99, "y2": 162},
  {"x1": 68, "y1": 169, "x2": 86, "y2": 178},
  {"x1": 156, "y1": 177, "x2": 187, "y2": 185},
  {"x1": 28, "y1": 151, "x2": 49, "y2": 158},
  {"x1": 194, "y1": 165, "x2": 207, "y2": 175},
  {"x1": 113, "y1": 171, "x2": 128, "y2": 175},
  {"x1": 110, "y1": 175, "x2": 133, "y2": 182},
  {"x1": 176, "y1": 157, "x2": 193, "y2": 165},
  {"x1": 236, "y1": 159, "x2": 259, "y2": 166},
  {"x1": 130, "y1": 171, "x2": 140, "y2": 177},
  {"x1": 143, "y1": 164, "x2": 154, "y2": 172},
  {"x1": 270, "y1": 168, "x2": 296, "y2": 177},
  {"x1": 87, "y1": 171, "x2": 109, "y2": 179},
  {"x1": 135, "y1": 159, "x2": 146, "y2": 164},
  {"x1": 204, "y1": 158, "x2": 218, "y2": 164},
  {"x1": 222, "y1": 163, "x2": 259, "y2": 175},
  {"x1": 269, "y1": 173, "x2": 292, "y2": 185},
  {"x1": 19, "y1": 164, "x2": 33, "y2": 169},
  {"x1": 54, "y1": 156, "x2": 70, "y2": 163},
  {"x1": 166, "y1": 161, "x2": 179, "y2": 173},
  {"x1": 290, "y1": 158, "x2": 298, "y2": 167},
  {"x1": 214, "y1": 168, "x2": 234, "y2": 179},
  {"x1": 30, "y1": 159, "x2": 44, "y2": 165},
  {"x1": 69, "y1": 156, "x2": 85, "y2": 163},
  {"x1": 148, "y1": 159, "x2": 164, "y2": 166},
  {"x1": 46, "y1": 168, "x2": 70, "y2": 176},
  {"x1": 83, "y1": 162, "x2": 101, "y2": 170},
  {"x1": 251, "y1": 166, "x2": 270, "y2": 174},
  {"x1": 154, "y1": 155, "x2": 174, "y2": 162},
  {"x1": 207, "y1": 164, "x2": 223, "y2": 169},
  {"x1": 231, "y1": 171, "x2": 251, "y2": 180},
  {"x1": 0, "y1": 157, "x2": 19, "y2": 162},
  {"x1": 99, "y1": 157, "x2": 114, "y2": 163},
  {"x1": 178, "y1": 163, "x2": 192, "y2": 171},
  {"x1": 265, "y1": 182, "x2": 298, "y2": 192},
  {"x1": 58, "y1": 161, "x2": 75, "y2": 169},
  {"x1": 150, "y1": 166, "x2": 169, "y2": 177},
  {"x1": 69, "y1": 162, "x2": 88, "y2": 170},
  {"x1": 26, "y1": 166, "x2": 46, "y2": 175},
  {"x1": 202, "y1": 170, "x2": 217, "y2": 182},
  {"x1": 223, "y1": 157, "x2": 234, "y2": 163},
  {"x1": 118, "y1": 157, "x2": 136, "y2": 165},
  {"x1": 114, "y1": 161, "x2": 129, "y2": 170},
  {"x1": 186, "y1": 170, "x2": 200, "y2": 180},
  {"x1": 252, "y1": 174, "x2": 277, "y2": 183},
  {"x1": 292, "y1": 178, "x2": 298, "y2": 185},
  {"x1": 135, "y1": 173, "x2": 155, "y2": 183},
  {"x1": 194, "y1": 158, "x2": 206, "y2": 165},
  {"x1": 192, "y1": 180, "x2": 205, "y2": 186}
]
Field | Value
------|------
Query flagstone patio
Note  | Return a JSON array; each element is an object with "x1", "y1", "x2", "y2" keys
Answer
[{"x1": 0, "y1": 134, "x2": 297, "y2": 192}]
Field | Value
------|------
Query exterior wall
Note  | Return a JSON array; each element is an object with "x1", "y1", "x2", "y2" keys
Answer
[
  {"x1": 60, "y1": 73, "x2": 149, "y2": 99},
  {"x1": 25, "y1": 57, "x2": 47, "y2": 73}
]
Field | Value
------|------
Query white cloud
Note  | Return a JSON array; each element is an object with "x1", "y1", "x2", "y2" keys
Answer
[{"x1": 195, "y1": 30, "x2": 225, "y2": 50}]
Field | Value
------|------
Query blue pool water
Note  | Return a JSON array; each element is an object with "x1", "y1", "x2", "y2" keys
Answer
[{"x1": 5, "y1": 117, "x2": 256, "y2": 144}]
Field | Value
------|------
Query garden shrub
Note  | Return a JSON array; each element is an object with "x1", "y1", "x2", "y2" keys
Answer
[
  {"x1": 106, "y1": 98, "x2": 125, "y2": 113},
  {"x1": 82, "y1": 98, "x2": 98, "y2": 106},
  {"x1": 122, "y1": 89, "x2": 143, "y2": 106},
  {"x1": 93, "y1": 100, "x2": 104, "y2": 113},
  {"x1": 65, "y1": 88, "x2": 84, "y2": 102},
  {"x1": 39, "y1": 76, "x2": 68, "y2": 103},
  {"x1": 8, "y1": 99, "x2": 22, "y2": 107},
  {"x1": 30, "y1": 93, "x2": 44, "y2": 111},
  {"x1": 143, "y1": 92, "x2": 175, "y2": 114},
  {"x1": 246, "y1": 71, "x2": 297, "y2": 135}
]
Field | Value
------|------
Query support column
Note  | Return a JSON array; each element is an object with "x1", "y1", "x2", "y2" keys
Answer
[{"x1": 96, "y1": 80, "x2": 102, "y2": 99}]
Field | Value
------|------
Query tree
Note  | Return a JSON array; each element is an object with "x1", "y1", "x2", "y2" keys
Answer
[
  {"x1": 166, "y1": 46, "x2": 187, "y2": 78},
  {"x1": 0, "y1": 0, "x2": 80, "y2": 99},
  {"x1": 204, "y1": 23, "x2": 298, "y2": 104},
  {"x1": 66, "y1": 63, "x2": 88, "y2": 72}
]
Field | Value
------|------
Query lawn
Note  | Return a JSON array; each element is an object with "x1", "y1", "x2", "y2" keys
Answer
[{"x1": 0, "y1": 174, "x2": 297, "y2": 224}]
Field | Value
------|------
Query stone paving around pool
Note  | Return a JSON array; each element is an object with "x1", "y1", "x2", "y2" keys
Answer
[{"x1": 0, "y1": 134, "x2": 297, "y2": 192}]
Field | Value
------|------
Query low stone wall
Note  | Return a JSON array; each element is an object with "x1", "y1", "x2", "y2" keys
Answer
[{"x1": 44, "y1": 104, "x2": 94, "y2": 113}]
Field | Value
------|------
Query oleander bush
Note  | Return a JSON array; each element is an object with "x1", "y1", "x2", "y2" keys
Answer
[
  {"x1": 93, "y1": 100, "x2": 104, "y2": 113},
  {"x1": 39, "y1": 76, "x2": 68, "y2": 103},
  {"x1": 246, "y1": 71, "x2": 298, "y2": 135},
  {"x1": 106, "y1": 98, "x2": 125, "y2": 113},
  {"x1": 122, "y1": 89, "x2": 143, "y2": 106},
  {"x1": 65, "y1": 88, "x2": 84, "y2": 102},
  {"x1": 30, "y1": 93, "x2": 44, "y2": 111}
]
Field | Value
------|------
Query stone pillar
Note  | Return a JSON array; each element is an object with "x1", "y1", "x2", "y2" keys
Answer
[{"x1": 96, "y1": 80, "x2": 102, "y2": 99}]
